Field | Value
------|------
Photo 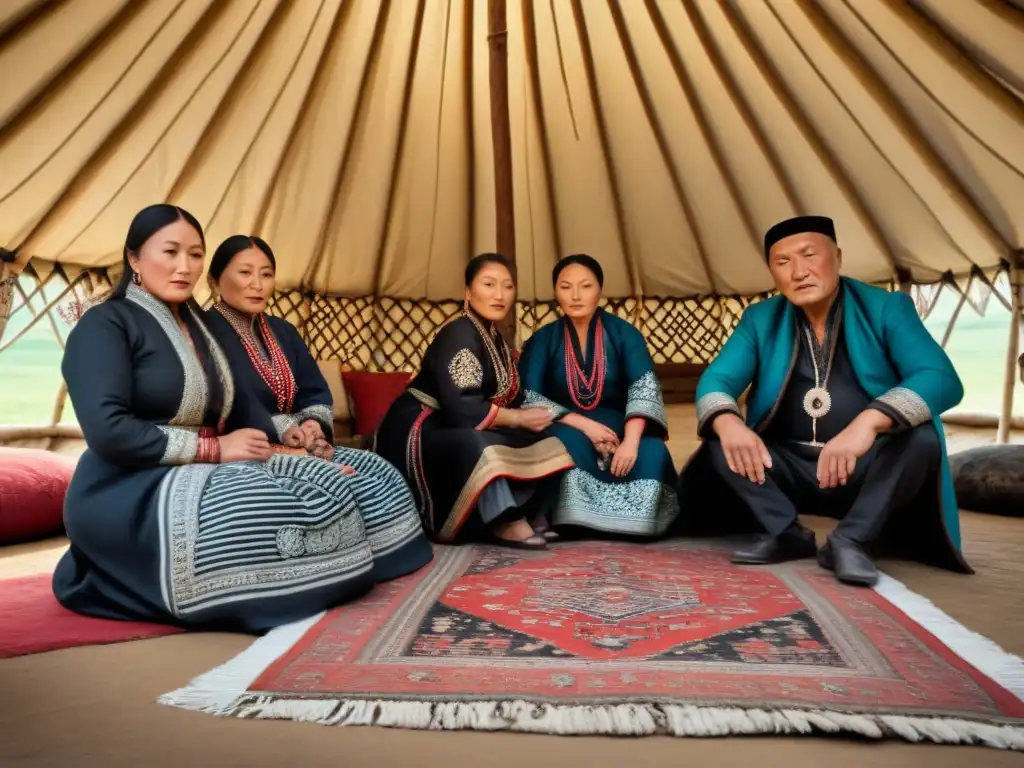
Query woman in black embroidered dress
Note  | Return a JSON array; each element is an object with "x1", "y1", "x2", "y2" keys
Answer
[
  {"x1": 204, "y1": 235, "x2": 431, "y2": 582},
  {"x1": 53, "y1": 205, "x2": 379, "y2": 632},
  {"x1": 374, "y1": 254, "x2": 574, "y2": 548}
]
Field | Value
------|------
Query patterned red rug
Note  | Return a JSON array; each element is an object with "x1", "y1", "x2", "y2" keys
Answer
[
  {"x1": 160, "y1": 542, "x2": 1024, "y2": 749},
  {"x1": 0, "y1": 573, "x2": 182, "y2": 659}
]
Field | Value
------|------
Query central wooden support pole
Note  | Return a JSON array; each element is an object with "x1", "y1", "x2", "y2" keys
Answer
[{"x1": 488, "y1": 0, "x2": 517, "y2": 342}]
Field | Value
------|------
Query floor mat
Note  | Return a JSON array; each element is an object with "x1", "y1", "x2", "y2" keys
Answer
[
  {"x1": 159, "y1": 541, "x2": 1024, "y2": 749},
  {"x1": 0, "y1": 573, "x2": 182, "y2": 658}
]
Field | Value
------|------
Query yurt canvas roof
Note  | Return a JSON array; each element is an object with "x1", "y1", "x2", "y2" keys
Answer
[{"x1": 0, "y1": 0, "x2": 1021, "y2": 301}]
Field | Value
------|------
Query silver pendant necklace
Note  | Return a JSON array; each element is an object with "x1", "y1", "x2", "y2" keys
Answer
[{"x1": 802, "y1": 322, "x2": 836, "y2": 447}]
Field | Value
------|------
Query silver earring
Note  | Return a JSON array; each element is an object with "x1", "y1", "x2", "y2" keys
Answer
[{"x1": 131, "y1": 271, "x2": 141, "y2": 286}]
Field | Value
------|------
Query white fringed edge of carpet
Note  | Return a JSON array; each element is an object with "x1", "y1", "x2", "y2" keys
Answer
[{"x1": 158, "y1": 575, "x2": 1024, "y2": 750}]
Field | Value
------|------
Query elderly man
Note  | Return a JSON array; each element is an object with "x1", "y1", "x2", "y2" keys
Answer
[{"x1": 679, "y1": 216, "x2": 972, "y2": 586}]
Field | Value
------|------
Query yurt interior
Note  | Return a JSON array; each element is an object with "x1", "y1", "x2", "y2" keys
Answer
[{"x1": 1, "y1": 0, "x2": 1022, "y2": 765}]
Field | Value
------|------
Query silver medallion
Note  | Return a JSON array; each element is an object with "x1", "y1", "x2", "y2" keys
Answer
[{"x1": 803, "y1": 386, "x2": 832, "y2": 419}]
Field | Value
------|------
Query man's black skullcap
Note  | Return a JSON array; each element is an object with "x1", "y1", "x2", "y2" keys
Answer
[{"x1": 764, "y1": 215, "x2": 836, "y2": 261}]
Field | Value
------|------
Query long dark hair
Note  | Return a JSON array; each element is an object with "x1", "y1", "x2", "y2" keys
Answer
[
  {"x1": 112, "y1": 204, "x2": 225, "y2": 425},
  {"x1": 208, "y1": 235, "x2": 277, "y2": 282},
  {"x1": 465, "y1": 252, "x2": 516, "y2": 286}
]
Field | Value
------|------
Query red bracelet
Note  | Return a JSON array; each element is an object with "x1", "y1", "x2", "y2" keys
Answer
[{"x1": 197, "y1": 436, "x2": 221, "y2": 464}]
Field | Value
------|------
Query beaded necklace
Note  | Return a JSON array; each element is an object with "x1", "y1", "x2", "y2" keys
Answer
[
  {"x1": 464, "y1": 311, "x2": 519, "y2": 406},
  {"x1": 563, "y1": 315, "x2": 606, "y2": 411},
  {"x1": 215, "y1": 303, "x2": 297, "y2": 413}
]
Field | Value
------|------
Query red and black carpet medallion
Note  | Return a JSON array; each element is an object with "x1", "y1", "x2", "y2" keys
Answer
[{"x1": 161, "y1": 542, "x2": 1024, "y2": 749}]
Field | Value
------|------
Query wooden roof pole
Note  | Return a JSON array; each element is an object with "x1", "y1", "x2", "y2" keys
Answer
[
  {"x1": 997, "y1": 251, "x2": 1023, "y2": 444},
  {"x1": 488, "y1": 0, "x2": 518, "y2": 343},
  {"x1": 0, "y1": 250, "x2": 16, "y2": 347}
]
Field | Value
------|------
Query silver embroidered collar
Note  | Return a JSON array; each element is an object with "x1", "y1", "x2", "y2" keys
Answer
[{"x1": 125, "y1": 283, "x2": 235, "y2": 428}]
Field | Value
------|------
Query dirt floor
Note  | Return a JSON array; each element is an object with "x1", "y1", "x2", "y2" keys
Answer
[{"x1": 1, "y1": 410, "x2": 1022, "y2": 767}]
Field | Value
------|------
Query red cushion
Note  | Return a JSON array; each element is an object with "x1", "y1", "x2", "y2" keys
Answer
[
  {"x1": 341, "y1": 371, "x2": 412, "y2": 436},
  {"x1": 0, "y1": 448, "x2": 76, "y2": 545}
]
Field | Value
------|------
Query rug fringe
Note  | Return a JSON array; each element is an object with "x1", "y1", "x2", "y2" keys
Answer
[
  {"x1": 157, "y1": 693, "x2": 1024, "y2": 748},
  {"x1": 158, "y1": 612, "x2": 324, "y2": 712},
  {"x1": 873, "y1": 574, "x2": 1024, "y2": 700}
]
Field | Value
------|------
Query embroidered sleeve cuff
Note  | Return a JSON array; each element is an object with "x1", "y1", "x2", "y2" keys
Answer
[
  {"x1": 872, "y1": 386, "x2": 931, "y2": 428},
  {"x1": 625, "y1": 371, "x2": 668, "y2": 431},
  {"x1": 294, "y1": 404, "x2": 334, "y2": 434},
  {"x1": 475, "y1": 403, "x2": 499, "y2": 430},
  {"x1": 271, "y1": 413, "x2": 300, "y2": 443},
  {"x1": 696, "y1": 392, "x2": 741, "y2": 436},
  {"x1": 523, "y1": 390, "x2": 569, "y2": 420},
  {"x1": 157, "y1": 426, "x2": 199, "y2": 465}
]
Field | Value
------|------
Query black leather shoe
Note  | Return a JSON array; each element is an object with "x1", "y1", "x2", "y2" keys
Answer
[
  {"x1": 732, "y1": 527, "x2": 817, "y2": 565},
  {"x1": 818, "y1": 536, "x2": 878, "y2": 587}
]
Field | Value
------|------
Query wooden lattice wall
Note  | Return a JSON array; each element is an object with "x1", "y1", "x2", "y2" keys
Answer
[
  {"x1": 264, "y1": 290, "x2": 769, "y2": 371},
  {"x1": 0, "y1": 262, "x2": 772, "y2": 371},
  {"x1": 1, "y1": 259, "x2": 1013, "y2": 376}
]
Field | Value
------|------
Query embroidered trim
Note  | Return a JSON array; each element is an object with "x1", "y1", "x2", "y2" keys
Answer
[
  {"x1": 272, "y1": 413, "x2": 300, "y2": 442},
  {"x1": 408, "y1": 388, "x2": 440, "y2": 410},
  {"x1": 405, "y1": 407, "x2": 436, "y2": 534},
  {"x1": 126, "y1": 285, "x2": 235, "y2": 460},
  {"x1": 695, "y1": 391, "x2": 741, "y2": 434},
  {"x1": 523, "y1": 389, "x2": 569, "y2": 419},
  {"x1": 156, "y1": 455, "x2": 375, "y2": 618},
  {"x1": 554, "y1": 470, "x2": 679, "y2": 537},
  {"x1": 196, "y1": 318, "x2": 235, "y2": 430},
  {"x1": 625, "y1": 371, "x2": 668, "y2": 430},
  {"x1": 157, "y1": 426, "x2": 200, "y2": 464},
  {"x1": 462, "y1": 313, "x2": 519, "y2": 406},
  {"x1": 448, "y1": 348, "x2": 483, "y2": 390},
  {"x1": 126, "y1": 284, "x2": 207, "y2": 427},
  {"x1": 875, "y1": 386, "x2": 932, "y2": 427},
  {"x1": 276, "y1": 514, "x2": 363, "y2": 559},
  {"x1": 295, "y1": 404, "x2": 333, "y2": 432}
]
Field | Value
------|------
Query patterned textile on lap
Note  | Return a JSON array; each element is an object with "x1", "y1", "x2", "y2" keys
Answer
[{"x1": 205, "y1": 302, "x2": 432, "y2": 584}]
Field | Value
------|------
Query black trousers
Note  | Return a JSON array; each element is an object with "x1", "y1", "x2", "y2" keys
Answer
[{"x1": 705, "y1": 424, "x2": 942, "y2": 545}]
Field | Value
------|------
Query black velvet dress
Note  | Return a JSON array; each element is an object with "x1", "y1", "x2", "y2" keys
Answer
[{"x1": 373, "y1": 313, "x2": 574, "y2": 543}]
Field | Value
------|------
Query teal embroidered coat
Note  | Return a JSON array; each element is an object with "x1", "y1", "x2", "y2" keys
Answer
[{"x1": 686, "y1": 277, "x2": 970, "y2": 572}]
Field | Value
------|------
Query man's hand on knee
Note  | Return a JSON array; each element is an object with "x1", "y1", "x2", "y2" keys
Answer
[
  {"x1": 713, "y1": 413, "x2": 772, "y2": 485},
  {"x1": 817, "y1": 409, "x2": 890, "y2": 488}
]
